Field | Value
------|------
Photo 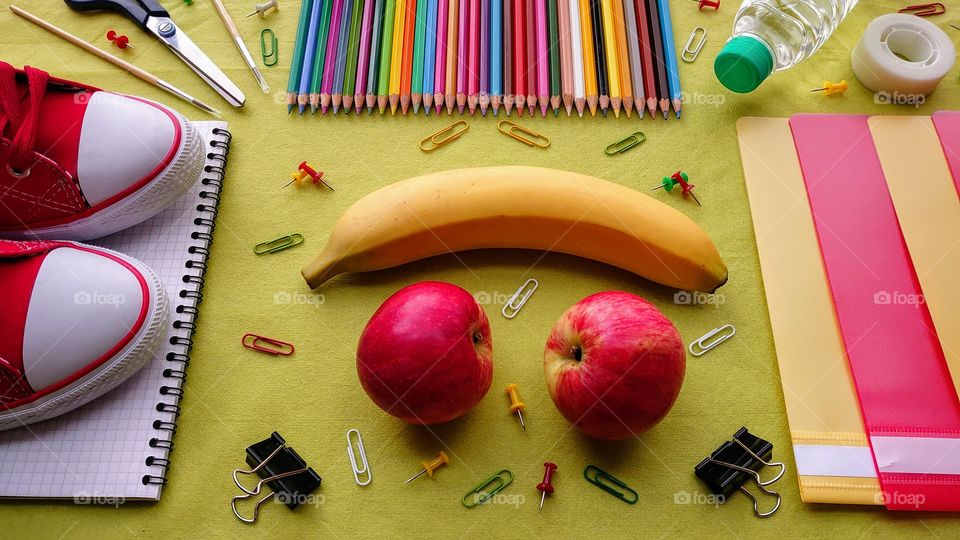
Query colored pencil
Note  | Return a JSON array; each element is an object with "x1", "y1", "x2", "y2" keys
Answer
[
  {"x1": 309, "y1": 0, "x2": 335, "y2": 112},
  {"x1": 577, "y1": 0, "x2": 596, "y2": 115},
  {"x1": 444, "y1": 0, "x2": 459, "y2": 113},
  {"x1": 388, "y1": 0, "x2": 407, "y2": 114},
  {"x1": 467, "y1": 0, "x2": 480, "y2": 114},
  {"x1": 599, "y1": 0, "x2": 619, "y2": 116},
  {"x1": 491, "y1": 0, "x2": 503, "y2": 115},
  {"x1": 479, "y1": 0, "x2": 490, "y2": 115},
  {"x1": 512, "y1": 0, "x2": 526, "y2": 114},
  {"x1": 377, "y1": 0, "x2": 397, "y2": 113},
  {"x1": 326, "y1": 0, "x2": 351, "y2": 114},
  {"x1": 655, "y1": 0, "x2": 681, "y2": 117},
  {"x1": 524, "y1": 0, "x2": 536, "y2": 114},
  {"x1": 343, "y1": 0, "x2": 365, "y2": 113},
  {"x1": 366, "y1": 0, "x2": 386, "y2": 112},
  {"x1": 357, "y1": 0, "x2": 377, "y2": 113},
  {"x1": 434, "y1": 0, "x2": 450, "y2": 112},
  {"x1": 287, "y1": 0, "x2": 314, "y2": 112},
  {"x1": 456, "y1": 0, "x2": 468, "y2": 113},
  {"x1": 557, "y1": 0, "x2": 574, "y2": 115},
  {"x1": 503, "y1": 0, "x2": 514, "y2": 115},
  {"x1": 633, "y1": 0, "x2": 656, "y2": 116},
  {"x1": 645, "y1": 0, "x2": 669, "y2": 118},
  {"x1": 298, "y1": 0, "x2": 323, "y2": 114},
  {"x1": 547, "y1": 0, "x2": 561, "y2": 116},
  {"x1": 568, "y1": 0, "x2": 585, "y2": 116},
  {"x1": 423, "y1": 0, "x2": 440, "y2": 113},
  {"x1": 535, "y1": 0, "x2": 549, "y2": 116},
  {"x1": 621, "y1": 0, "x2": 644, "y2": 118},
  {"x1": 589, "y1": 0, "x2": 608, "y2": 115},
  {"x1": 399, "y1": 0, "x2": 417, "y2": 114},
  {"x1": 610, "y1": 0, "x2": 631, "y2": 117},
  {"x1": 411, "y1": 0, "x2": 428, "y2": 113}
]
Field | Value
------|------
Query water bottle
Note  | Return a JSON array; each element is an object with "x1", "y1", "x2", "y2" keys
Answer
[{"x1": 714, "y1": 0, "x2": 860, "y2": 93}]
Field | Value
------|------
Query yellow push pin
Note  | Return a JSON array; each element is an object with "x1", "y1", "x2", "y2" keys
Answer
[
  {"x1": 809, "y1": 80, "x2": 848, "y2": 96},
  {"x1": 404, "y1": 451, "x2": 449, "y2": 484},
  {"x1": 505, "y1": 384, "x2": 526, "y2": 431}
]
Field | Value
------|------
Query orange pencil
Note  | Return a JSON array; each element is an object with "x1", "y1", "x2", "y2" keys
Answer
[
  {"x1": 611, "y1": 0, "x2": 632, "y2": 118},
  {"x1": 577, "y1": 0, "x2": 598, "y2": 116},
  {"x1": 445, "y1": 0, "x2": 460, "y2": 113},
  {"x1": 399, "y1": 0, "x2": 418, "y2": 114}
]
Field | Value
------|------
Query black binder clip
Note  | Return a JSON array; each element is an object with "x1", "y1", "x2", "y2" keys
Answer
[
  {"x1": 230, "y1": 432, "x2": 322, "y2": 523},
  {"x1": 694, "y1": 427, "x2": 785, "y2": 518}
]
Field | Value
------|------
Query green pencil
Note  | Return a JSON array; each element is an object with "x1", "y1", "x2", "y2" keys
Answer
[
  {"x1": 287, "y1": 0, "x2": 315, "y2": 112},
  {"x1": 410, "y1": 0, "x2": 428, "y2": 114},
  {"x1": 547, "y1": 0, "x2": 560, "y2": 116},
  {"x1": 377, "y1": 0, "x2": 398, "y2": 114},
  {"x1": 342, "y1": 0, "x2": 365, "y2": 112},
  {"x1": 309, "y1": 0, "x2": 335, "y2": 112}
]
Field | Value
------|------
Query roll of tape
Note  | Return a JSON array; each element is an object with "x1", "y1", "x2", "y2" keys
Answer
[{"x1": 851, "y1": 14, "x2": 954, "y2": 98}]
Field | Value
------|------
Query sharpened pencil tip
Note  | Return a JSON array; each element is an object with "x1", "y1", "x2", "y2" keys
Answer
[{"x1": 287, "y1": 104, "x2": 294, "y2": 114}]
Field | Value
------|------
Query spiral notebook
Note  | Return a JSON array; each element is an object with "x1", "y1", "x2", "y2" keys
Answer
[{"x1": 0, "y1": 121, "x2": 230, "y2": 500}]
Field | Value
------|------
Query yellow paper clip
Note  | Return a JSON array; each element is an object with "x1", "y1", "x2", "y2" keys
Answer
[
  {"x1": 809, "y1": 80, "x2": 848, "y2": 96},
  {"x1": 254, "y1": 233, "x2": 304, "y2": 254},
  {"x1": 419, "y1": 120, "x2": 469, "y2": 152},
  {"x1": 605, "y1": 132, "x2": 646, "y2": 155},
  {"x1": 497, "y1": 120, "x2": 550, "y2": 148}
]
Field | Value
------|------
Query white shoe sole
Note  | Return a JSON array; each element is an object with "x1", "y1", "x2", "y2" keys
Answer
[
  {"x1": 0, "y1": 108, "x2": 203, "y2": 241},
  {"x1": 0, "y1": 245, "x2": 169, "y2": 431}
]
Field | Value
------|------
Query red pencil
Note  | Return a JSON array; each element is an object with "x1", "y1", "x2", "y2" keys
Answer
[
  {"x1": 512, "y1": 0, "x2": 527, "y2": 115},
  {"x1": 524, "y1": 0, "x2": 537, "y2": 115},
  {"x1": 633, "y1": 0, "x2": 658, "y2": 117}
]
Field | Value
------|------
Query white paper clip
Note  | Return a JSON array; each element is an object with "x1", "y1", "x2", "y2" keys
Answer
[
  {"x1": 689, "y1": 324, "x2": 735, "y2": 356},
  {"x1": 682, "y1": 27, "x2": 707, "y2": 63},
  {"x1": 346, "y1": 428, "x2": 372, "y2": 486},
  {"x1": 502, "y1": 278, "x2": 539, "y2": 319}
]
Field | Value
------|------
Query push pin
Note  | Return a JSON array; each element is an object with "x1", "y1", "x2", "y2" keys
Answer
[
  {"x1": 184, "y1": 0, "x2": 193, "y2": 5},
  {"x1": 691, "y1": 0, "x2": 720, "y2": 10},
  {"x1": 695, "y1": 427, "x2": 785, "y2": 518},
  {"x1": 246, "y1": 0, "x2": 280, "y2": 18},
  {"x1": 106, "y1": 30, "x2": 132, "y2": 49},
  {"x1": 652, "y1": 171, "x2": 701, "y2": 207},
  {"x1": 536, "y1": 462, "x2": 557, "y2": 512},
  {"x1": 404, "y1": 451, "x2": 449, "y2": 484},
  {"x1": 283, "y1": 161, "x2": 334, "y2": 190},
  {"x1": 505, "y1": 383, "x2": 526, "y2": 431},
  {"x1": 809, "y1": 80, "x2": 848, "y2": 96}
]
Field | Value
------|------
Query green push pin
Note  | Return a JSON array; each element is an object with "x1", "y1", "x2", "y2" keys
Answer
[{"x1": 651, "y1": 172, "x2": 701, "y2": 206}]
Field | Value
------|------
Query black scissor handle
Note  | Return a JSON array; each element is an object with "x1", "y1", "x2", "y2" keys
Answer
[{"x1": 63, "y1": 0, "x2": 169, "y2": 28}]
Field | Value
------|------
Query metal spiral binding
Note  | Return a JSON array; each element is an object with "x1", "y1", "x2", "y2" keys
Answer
[{"x1": 143, "y1": 127, "x2": 231, "y2": 487}]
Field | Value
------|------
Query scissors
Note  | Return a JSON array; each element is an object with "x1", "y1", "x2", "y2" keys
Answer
[{"x1": 64, "y1": 0, "x2": 246, "y2": 107}]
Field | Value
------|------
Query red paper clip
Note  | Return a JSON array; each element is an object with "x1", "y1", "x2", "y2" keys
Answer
[
  {"x1": 692, "y1": 0, "x2": 719, "y2": 11},
  {"x1": 898, "y1": 3, "x2": 945, "y2": 17},
  {"x1": 242, "y1": 333, "x2": 295, "y2": 356},
  {"x1": 106, "y1": 30, "x2": 132, "y2": 49}
]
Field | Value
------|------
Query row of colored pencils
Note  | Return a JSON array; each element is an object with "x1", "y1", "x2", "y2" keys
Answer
[{"x1": 285, "y1": 0, "x2": 681, "y2": 118}]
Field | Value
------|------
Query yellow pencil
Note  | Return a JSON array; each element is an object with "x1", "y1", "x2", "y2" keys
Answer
[
  {"x1": 577, "y1": 0, "x2": 597, "y2": 116},
  {"x1": 444, "y1": 0, "x2": 459, "y2": 114},
  {"x1": 611, "y1": 0, "x2": 632, "y2": 118},
  {"x1": 388, "y1": 0, "x2": 407, "y2": 114},
  {"x1": 599, "y1": 0, "x2": 620, "y2": 117}
]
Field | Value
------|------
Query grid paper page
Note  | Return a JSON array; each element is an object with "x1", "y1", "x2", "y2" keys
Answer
[{"x1": 0, "y1": 121, "x2": 229, "y2": 500}]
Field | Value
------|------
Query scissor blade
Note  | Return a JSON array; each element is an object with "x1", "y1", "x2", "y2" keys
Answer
[{"x1": 146, "y1": 17, "x2": 245, "y2": 107}]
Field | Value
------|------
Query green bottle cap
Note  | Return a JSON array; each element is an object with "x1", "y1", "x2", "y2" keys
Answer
[{"x1": 714, "y1": 36, "x2": 775, "y2": 94}]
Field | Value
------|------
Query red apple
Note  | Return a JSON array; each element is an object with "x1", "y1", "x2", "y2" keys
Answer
[
  {"x1": 357, "y1": 281, "x2": 494, "y2": 425},
  {"x1": 543, "y1": 291, "x2": 685, "y2": 440}
]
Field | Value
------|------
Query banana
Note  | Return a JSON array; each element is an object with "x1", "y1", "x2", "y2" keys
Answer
[{"x1": 302, "y1": 166, "x2": 727, "y2": 292}]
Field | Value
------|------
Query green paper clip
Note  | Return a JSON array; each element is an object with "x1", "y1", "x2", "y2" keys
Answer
[
  {"x1": 260, "y1": 28, "x2": 278, "y2": 67},
  {"x1": 461, "y1": 470, "x2": 514, "y2": 508},
  {"x1": 604, "y1": 132, "x2": 646, "y2": 156},
  {"x1": 254, "y1": 233, "x2": 304, "y2": 255},
  {"x1": 583, "y1": 465, "x2": 638, "y2": 504}
]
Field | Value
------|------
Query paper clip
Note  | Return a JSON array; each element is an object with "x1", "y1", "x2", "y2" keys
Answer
[
  {"x1": 502, "y1": 278, "x2": 538, "y2": 319},
  {"x1": 605, "y1": 132, "x2": 646, "y2": 155},
  {"x1": 260, "y1": 29, "x2": 278, "y2": 67},
  {"x1": 346, "y1": 429, "x2": 372, "y2": 486},
  {"x1": 242, "y1": 334, "x2": 295, "y2": 356},
  {"x1": 419, "y1": 120, "x2": 469, "y2": 152},
  {"x1": 462, "y1": 470, "x2": 514, "y2": 508},
  {"x1": 254, "y1": 233, "x2": 304, "y2": 254},
  {"x1": 583, "y1": 465, "x2": 639, "y2": 504},
  {"x1": 695, "y1": 427, "x2": 784, "y2": 518},
  {"x1": 497, "y1": 120, "x2": 550, "y2": 148},
  {"x1": 898, "y1": 3, "x2": 945, "y2": 17},
  {"x1": 688, "y1": 324, "x2": 735, "y2": 357},
  {"x1": 682, "y1": 27, "x2": 707, "y2": 63}
]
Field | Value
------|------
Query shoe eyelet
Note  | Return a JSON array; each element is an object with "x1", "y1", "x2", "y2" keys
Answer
[{"x1": 5, "y1": 164, "x2": 29, "y2": 179}]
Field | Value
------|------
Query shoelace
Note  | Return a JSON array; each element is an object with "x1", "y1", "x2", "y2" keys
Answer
[{"x1": 0, "y1": 62, "x2": 49, "y2": 178}]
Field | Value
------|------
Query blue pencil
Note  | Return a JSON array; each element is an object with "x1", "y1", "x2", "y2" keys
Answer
[
  {"x1": 331, "y1": 0, "x2": 354, "y2": 114},
  {"x1": 422, "y1": 0, "x2": 439, "y2": 114},
  {"x1": 365, "y1": 0, "x2": 386, "y2": 113},
  {"x1": 298, "y1": 0, "x2": 325, "y2": 114},
  {"x1": 655, "y1": 0, "x2": 681, "y2": 118},
  {"x1": 490, "y1": 0, "x2": 502, "y2": 115}
]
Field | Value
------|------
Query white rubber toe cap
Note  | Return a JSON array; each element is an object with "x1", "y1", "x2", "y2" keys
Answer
[
  {"x1": 21, "y1": 246, "x2": 146, "y2": 392},
  {"x1": 77, "y1": 93, "x2": 178, "y2": 206}
]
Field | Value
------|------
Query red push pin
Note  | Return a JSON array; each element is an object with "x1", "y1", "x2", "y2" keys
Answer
[
  {"x1": 106, "y1": 30, "x2": 132, "y2": 49},
  {"x1": 692, "y1": 0, "x2": 720, "y2": 10},
  {"x1": 283, "y1": 161, "x2": 334, "y2": 190},
  {"x1": 651, "y1": 171, "x2": 701, "y2": 207},
  {"x1": 536, "y1": 462, "x2": 558, "y2": 512}
]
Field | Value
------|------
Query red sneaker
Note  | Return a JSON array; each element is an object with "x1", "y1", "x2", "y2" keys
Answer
[
  {"x1": 0, "y1": 240, "x2": 168, "y2": 431},
  {"x1": 0, "y1": 62, "x2": 203, "y2": 240}
]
